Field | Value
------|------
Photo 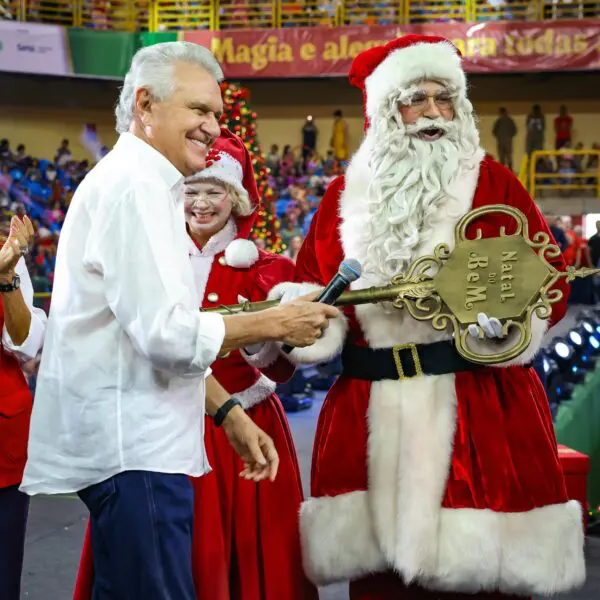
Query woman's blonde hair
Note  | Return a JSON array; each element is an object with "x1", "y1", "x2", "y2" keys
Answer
[{"x1": 224, "y1": 182, "x2": 254, "y2": 218}]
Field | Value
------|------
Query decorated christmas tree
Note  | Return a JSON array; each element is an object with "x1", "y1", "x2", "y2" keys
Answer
[{"x1": 219, "y1": 82, "x2": 284, "y2": 253}]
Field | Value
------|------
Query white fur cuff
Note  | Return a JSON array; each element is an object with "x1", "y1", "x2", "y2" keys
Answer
[
  {"x1": 300, "y1": 492, "x2": 387, "y2": 585},
  {"x1": 300, "y1": 492, "x2": 585, "y2": 594},
  {"x1": 241, "y1": 342, "x2": 281, "y2": 369},
  {"x1": 235, "y1": 375, "x2": 276, "y2": 410},
  {"x1": 267, "y1": 281, "x2": 348, "y2": 365}
]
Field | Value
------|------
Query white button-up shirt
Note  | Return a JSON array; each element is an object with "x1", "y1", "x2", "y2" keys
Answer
[
  {"x1": 2, "y1": 257, "x2": 47, "y2": 362},
  {"x1": 20, "y1": 133, "x2": 225, "y2": 496}
]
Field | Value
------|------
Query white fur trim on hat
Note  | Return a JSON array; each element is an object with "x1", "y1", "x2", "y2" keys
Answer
[
  {"x1": 188, "y1": 151, "x2": 249, "y2": 201},
  {"x1": 225, "y1": 238, "x2": 259, "y2": 268},
  {"x1": 365, "y1": 41, "x2": 466, "y2": 120}
]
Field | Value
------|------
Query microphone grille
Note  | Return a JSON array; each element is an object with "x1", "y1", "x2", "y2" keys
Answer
[{"x1": 339, "y1": 258, "x2": 362, "y2": 282}]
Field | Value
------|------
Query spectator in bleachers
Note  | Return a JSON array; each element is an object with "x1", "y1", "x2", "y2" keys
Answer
[
  {"x1": 564, "y1": 224, "x2": 596, "y2": 304},
  {"x1": 0, "y1": 140, "x2": 11, "y2": 161},
  {"x1": 24, "y1": 159, "x2": 42, "y2": 183},
  {"x1": 585, "y1": 142, "x2": 599, "y2": 186},
  {"x1": 525, "y1": 104, "x2": 545, "y2": 156},
  {"x1": 547, "y1": 215, "x2": 569, "y2": 251},
  {"x1": 266, "y1": 144, "x2": 279, "y2": 172},
  {"x1": 554, "y1": 105, "x2": 573, "y2": 149},
  {"x1": 587, "y1": 220, "x2": 600, "y2": 267},
  {"x1": 492, "y1": 106, "x2": 517, "y2": 170},
  {"x1": 330, "y1": 109, "x2": 348, "y2": 161},
  {"x1": 283, "y1": 234, "x2": 302, "y2": 262},
  {"x1": 13, "y1": 145, "x2": 28, "y2": 166},
  {"x1": 301, "y1": 115, "x2": 318, "y2": 167},
  {"x1": 54, "y1": 139, "x2": 72, "y2": 167},
  {"x1": 322, "y1": 148, "x2": 335, "y2": 173},
  {"x1": 280, "y1": 214, "x2": 303, "y2": 247},
  {"x1": 279, "y1": 144, "x2": 296, "y2": 179}
]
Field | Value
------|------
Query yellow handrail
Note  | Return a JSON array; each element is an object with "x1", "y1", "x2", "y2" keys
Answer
[
  {"x1": 472, "y1": 0, "x2": 540, "y2": 22},
  {"x1": 528, "y1": 150, "x2": 600, "y2": 199},
  {"x1": 7, "y1": 0, "x2": 600, "y2": 32},
  {"x1": 518, "y1": 153, "x2": 529, "y2": 189}
]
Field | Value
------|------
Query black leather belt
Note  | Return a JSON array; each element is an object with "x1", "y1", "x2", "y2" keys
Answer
[{"x1": 341, "y1": 341, "x2": 482, "y2": 381}]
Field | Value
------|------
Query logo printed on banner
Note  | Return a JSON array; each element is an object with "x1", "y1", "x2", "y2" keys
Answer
[
  {"x1": 0, "y1": 21, "x2": 70, "y2": 76},
  {"x1": 17, "y1": 43, "x2": 56, "y2": 54}
]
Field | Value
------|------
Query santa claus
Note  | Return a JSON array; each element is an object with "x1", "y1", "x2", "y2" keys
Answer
[
  {"x1": 268, "y1": 35, "x2": 586, "y2": 599},
  {"x1": 72, "y1": 129, "x2": 318, "y2": 600}
]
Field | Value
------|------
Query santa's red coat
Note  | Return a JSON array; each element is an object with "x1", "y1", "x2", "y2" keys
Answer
[
  {"x1": 72, "y1": 221, "x2": 317, "y2": 600},
  {"x1": 282, "y1": 149, "x2": 585, "y2": 598}
]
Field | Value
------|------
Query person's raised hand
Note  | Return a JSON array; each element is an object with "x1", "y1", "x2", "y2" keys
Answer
[{"x1": 0, "y1": 215, "x2": 34, "y2": 276}]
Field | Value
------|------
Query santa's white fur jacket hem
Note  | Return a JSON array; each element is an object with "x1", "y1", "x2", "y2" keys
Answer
[{"x1": 300, "y1": 492, "x2": 585, "y2": 594}]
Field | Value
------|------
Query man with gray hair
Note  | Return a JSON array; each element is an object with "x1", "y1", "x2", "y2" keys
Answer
[{"x1": 19, "y1": 42, "x2": 337, "y2": 599}]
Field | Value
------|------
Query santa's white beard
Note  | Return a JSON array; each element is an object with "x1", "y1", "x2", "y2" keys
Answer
[{"x1": 362, "y1": 112, "x2": 480, "y2": 283}]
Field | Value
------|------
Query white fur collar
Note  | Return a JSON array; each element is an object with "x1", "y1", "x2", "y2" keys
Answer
[
  {"x1": 188, "y1": 218, "x2": 237, "y2": 258},
  {"x1": 187, "y1": 218, "x2": 258, "y2": 268}
]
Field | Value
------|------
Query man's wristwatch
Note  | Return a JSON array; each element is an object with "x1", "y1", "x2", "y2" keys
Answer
[
  {"x1": 213, "y1": 397, "x2": 243, "y2": 427},
  {"x1": 0, "y1": 274, "x2": 20, "y2": 293}
]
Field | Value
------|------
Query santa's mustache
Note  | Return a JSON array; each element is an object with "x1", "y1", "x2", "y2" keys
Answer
[{"x1": 403, "y1": 118, "x2": 455, "y2": 137}]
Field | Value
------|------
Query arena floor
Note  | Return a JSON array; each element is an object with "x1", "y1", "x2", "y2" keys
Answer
[{"x1": 22, "y1": 307, "x2": 600, "y2": 600}]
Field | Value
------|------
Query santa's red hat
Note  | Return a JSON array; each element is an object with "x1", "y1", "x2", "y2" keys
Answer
[
  {"x1": 349, "y1": 34, "x2": 466, "y2": 126},
  {"x1": 187, "y1": 128, "x2": 261, "y2": 268}
]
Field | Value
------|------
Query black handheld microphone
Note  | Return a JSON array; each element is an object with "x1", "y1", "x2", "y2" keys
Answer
[{"x1": 281, "y1": 258, "x2": 362, "y2": 354}]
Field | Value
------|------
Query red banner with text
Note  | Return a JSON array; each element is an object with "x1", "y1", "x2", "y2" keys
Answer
[{"x1": 183, "y1": 20, "x2": 600, "y2": 79}]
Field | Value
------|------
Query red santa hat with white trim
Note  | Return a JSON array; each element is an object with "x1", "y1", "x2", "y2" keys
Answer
[
  {"x1": 349, "y1": 34, "x2": 466, "y2": 129},
  {"x1": 187, "y1": 128, "x2": 261, "y2": 268}
]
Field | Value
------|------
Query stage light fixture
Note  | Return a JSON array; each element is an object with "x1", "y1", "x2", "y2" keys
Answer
[
  {"x1": 548, "y1": 336, "x2": 586, "y2": 385},
  {"x1": 533, "y1": 349, "x2": 564, "y2": 415},
  {"x1": 577, "y1": 320, "x2": 600, "y2": 353}
]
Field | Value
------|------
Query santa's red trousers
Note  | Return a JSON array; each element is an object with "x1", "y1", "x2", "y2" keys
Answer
[{"x1": 350, "y1": 573, "x2": 530, "y2": 600}]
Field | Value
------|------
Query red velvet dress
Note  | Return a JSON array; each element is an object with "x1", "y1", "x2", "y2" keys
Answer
[
  {"x1": 72, "y1": 220, "x2": 318, "y2": 600},
  {"x1": 285, "y1": 152, "x2": 585, "y2": 599}
]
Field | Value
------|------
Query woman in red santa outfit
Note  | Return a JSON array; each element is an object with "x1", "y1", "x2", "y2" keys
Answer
[
  {"x1": 72, "y1": 129, "x2": 317, "y2": 600},
  {"x1": 0, "y1": 215, "x2": 47, "y2": 600}
]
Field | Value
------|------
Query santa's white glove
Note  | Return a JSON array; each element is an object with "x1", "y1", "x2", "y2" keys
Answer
[
  {"x1": 274, "y1": 286, "x2": 307, "y2": 305},
  {"x1": 468, "y1": 312, "x2": 505, "y2": 340}
]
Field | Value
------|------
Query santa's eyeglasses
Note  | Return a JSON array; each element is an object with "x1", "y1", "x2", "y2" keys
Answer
[{"x1": 402, "y1": 91, "x2": 454, "y2": 111}]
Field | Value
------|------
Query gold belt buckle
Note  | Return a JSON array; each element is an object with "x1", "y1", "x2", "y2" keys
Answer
[{"x1": 392, "y1": 343, "x2": 423, "y2": 380}]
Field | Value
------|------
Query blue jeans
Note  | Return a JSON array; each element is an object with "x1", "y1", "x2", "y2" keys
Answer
[
  {"x1": 0, "y1": 485, "x2": 30, "y2": 600},
  {"x1": 78, "y1": 471, "x2": 196, "y2": 600}
]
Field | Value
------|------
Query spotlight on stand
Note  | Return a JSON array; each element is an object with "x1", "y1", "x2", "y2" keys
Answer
[
  {"x1": 548, "y1": 336, "x2": 585, "y2": 389},
  {"x1": 567, "y1": 327, "x2": 600, "y2": 372},
  {"x1": 533, "y1": 350, "x2": 561, "y2": 417},
  {"x1": 576, "y1": 313, "x2": 600, "y2": 357}
]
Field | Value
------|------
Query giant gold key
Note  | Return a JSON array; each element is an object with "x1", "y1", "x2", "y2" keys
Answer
[{"x1": 201, "y1": 205, "x2": 599, "y2": 365}]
